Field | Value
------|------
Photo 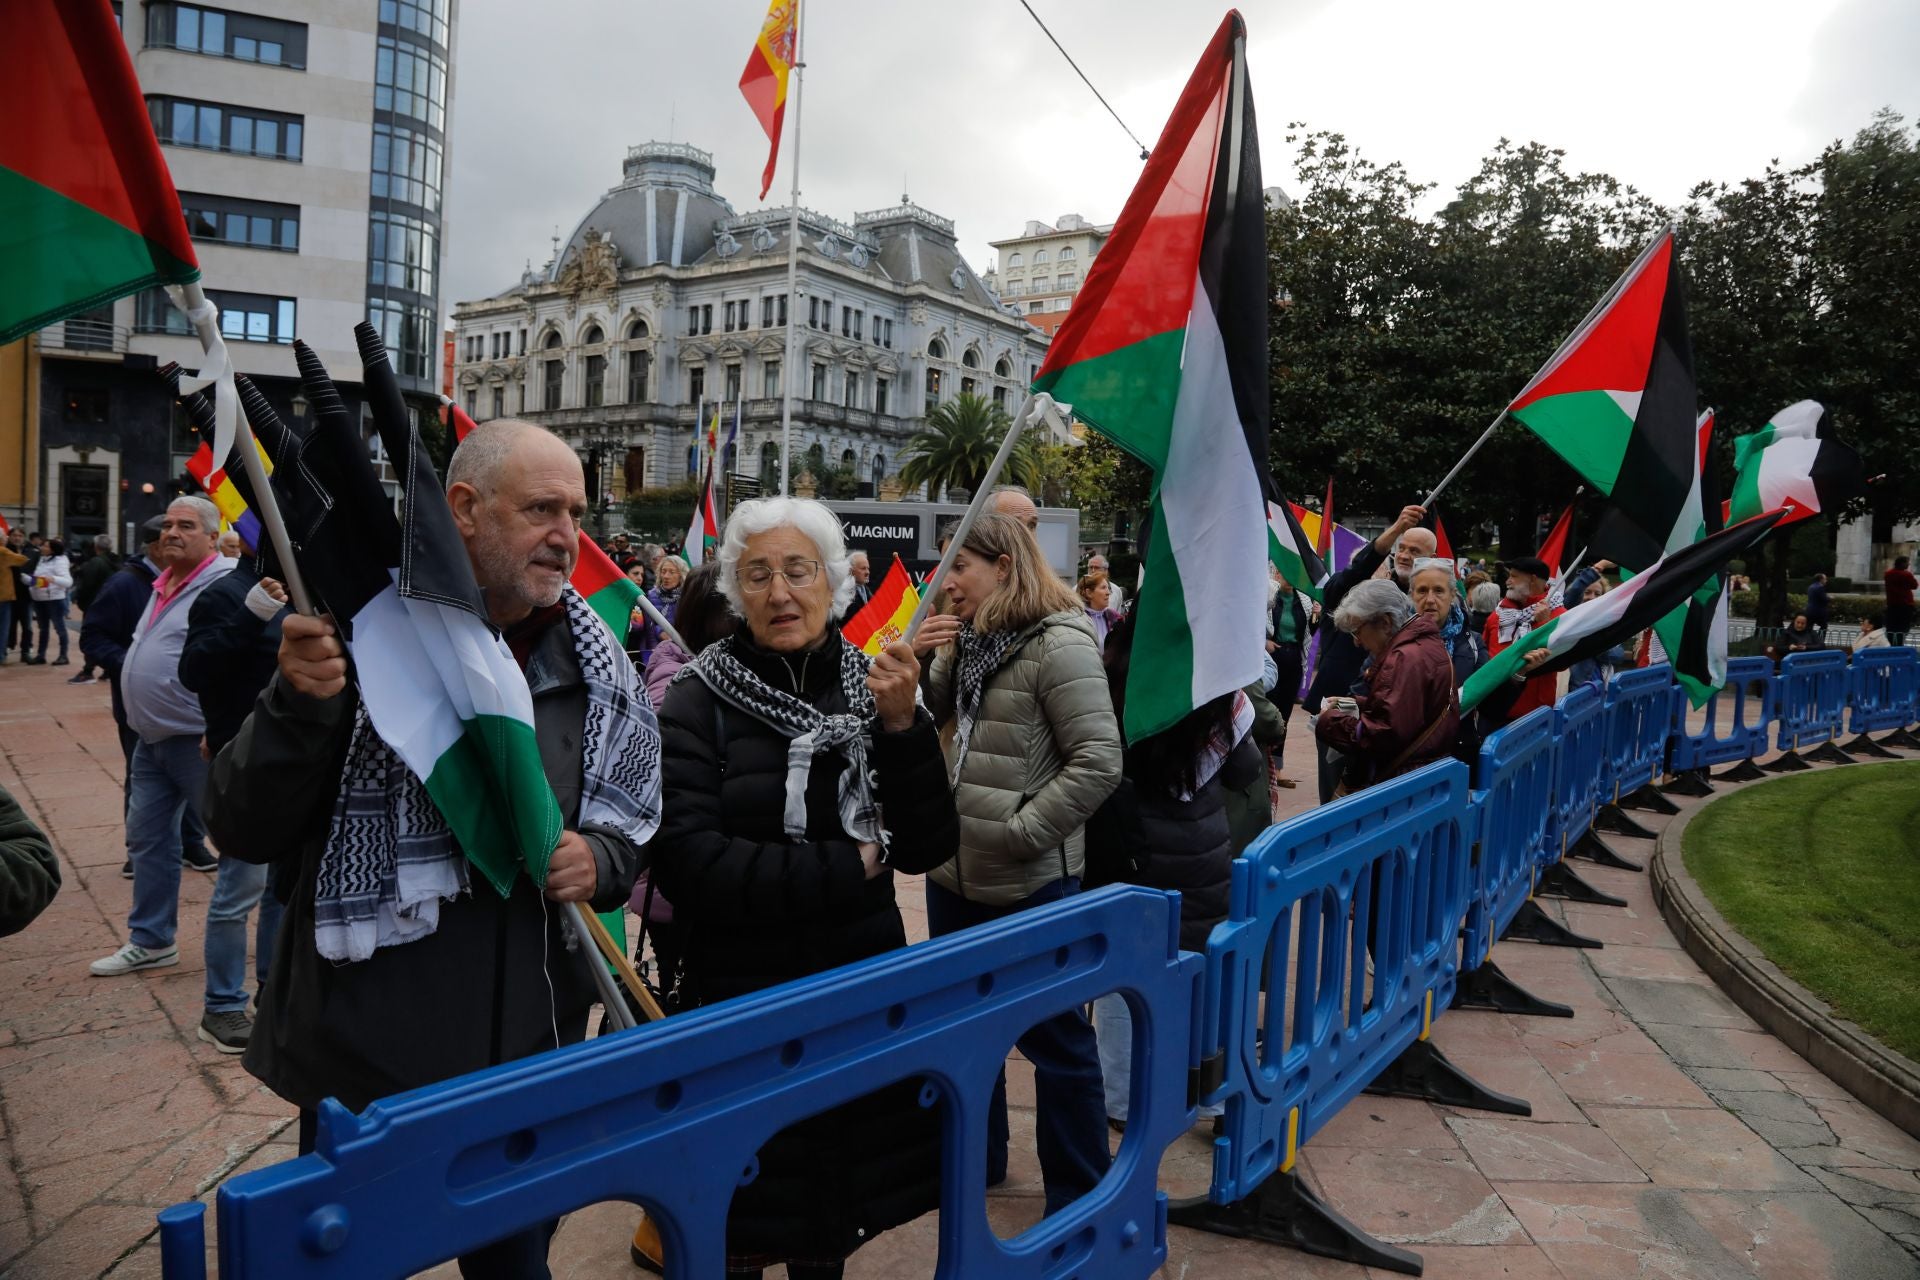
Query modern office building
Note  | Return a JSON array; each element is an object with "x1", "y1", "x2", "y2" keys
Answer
[
  {"x1": 449, "y1": 141, "x2": 1053, "y2": 508},
  {"x1": 7, "y1": 0, "x2": 455, "y2": 546}
]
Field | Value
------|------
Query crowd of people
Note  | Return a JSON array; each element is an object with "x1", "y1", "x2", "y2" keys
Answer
[{"x1": 3, "y1": 423, "x2": 1920, "y2": 1277}]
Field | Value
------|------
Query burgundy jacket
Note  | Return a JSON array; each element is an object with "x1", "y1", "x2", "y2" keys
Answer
[{"x1": 1315, "y1": 613, "x2": 1460, "y2": 785}]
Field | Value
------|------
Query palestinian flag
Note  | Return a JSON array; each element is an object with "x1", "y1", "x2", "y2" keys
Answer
[
  {"x1": 1655, "y1": 409, "x2": 1730, "y2": 707},
  {"x1": 740, "y1": 0, "x2": 798, "y2": 199},
  {"x1": 1537, "y1": 496, "x2": 1578, "y2": 579},
  {"x1": 282, "y1": 327, "x2": 565, "y2": 897},
  {"x1": 1507, "y1": 228, "x2": 1699, "y2": 573},
  {"x1": 441, "y1": 396, "x2": 639, "y2": 641},
  {"x1": 1460, "y1": 511, "x2": 1783, "y2": 714},
  {"x1": 1727, "y1": 400, "x2": 1867, "y2": 528},
  {"x1": 1032, "y1": 13, "x2": 1307, "y2": 740},
  {"x1": 0, "y1": 0, "x2": 199, "y2": 344},
  {"x1": 685, "y1": 472, "x2": 719, "y2": 568},
  {"x1": 842, "y1": 554, "x2": 921, "y2": 655}
]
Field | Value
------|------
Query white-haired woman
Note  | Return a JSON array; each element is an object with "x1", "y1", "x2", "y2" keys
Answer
[
  {"x1": 917, "y1": 511, "x2": 1123, "y2": 1214},
  {"x1": 1315, "y1": 578, "x2": 1459, "y2": 794},
  {"x1": 640, "y1": 496, "x2": 959, "y2": 1278}
]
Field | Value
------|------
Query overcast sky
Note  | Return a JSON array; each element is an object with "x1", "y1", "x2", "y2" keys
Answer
[{"x1": 441, "y1": 0, "x2": 1918, "y2": 309}]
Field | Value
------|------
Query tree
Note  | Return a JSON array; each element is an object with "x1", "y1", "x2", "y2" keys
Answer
[
  {"x1": 1032, "y1": 434, "x2": 1152, "y2": 540},
  {"x1": 897, "y1": 393, "x2": 1040, "y2": 501}
]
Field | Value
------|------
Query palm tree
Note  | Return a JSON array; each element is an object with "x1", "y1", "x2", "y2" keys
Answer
[{"x1": 897, "y1": 393, "x2": 1042, "y2": 502}]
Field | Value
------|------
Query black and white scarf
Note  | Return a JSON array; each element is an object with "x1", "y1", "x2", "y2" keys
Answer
[
  {"x1": 950, "y1": 620, "x2": 1035, "y2": 784},
  {"x1": 313, "y1": 585, "x2": 663, "y2": 962},
  {"x1": 683, "y1": 634, "x2": 883, "y2": 844}
]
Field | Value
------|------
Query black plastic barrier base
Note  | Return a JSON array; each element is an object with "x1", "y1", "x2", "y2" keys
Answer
[
  {"x1": 1569, "y1": 831, "x2": 1644, "y2": 872},
  {"x1": 1535, "y1": 861, "x2": 1629, "y2": 908},
  {"x1": 1883, "y1": 727, "x2": 1920, "y2": 751},
  {"x1": 1366, "y1": 1038, "x2": 1532, "y2": 1117},
  {"x1": 1168, "y1": 1171, "x2": 1424, "y2": 1275},
  {"x1": 1804, "y1": 739, "x2": 1858, "y2": 766},
  {"x1": 1593, "y1": 804, "x2": 1657, "y2": 840},
  {"x1": 1714, "y1": 758, "x2": 1769, "y2": 782},
  {"x1": 1452, "y1": 959, "x2": 1575, "y2": 1018},
  {"x1": 1844, "y1": 733, "x2": 1900, "y2": 760},
  {"x1": 1501, "y1": 899, "x2": 1603, "y2": 949},
  {"x1": 1661, "y1": 769, "x2": 1715, "y2": 798},
  {"x1": 1762, "y1": 749, "x2": 1812, "y2": 773},
  {"x1": 1618, "y1": 784, "x2": 1681, "y2": 816}
]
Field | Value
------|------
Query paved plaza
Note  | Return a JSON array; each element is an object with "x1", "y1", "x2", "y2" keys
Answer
[{"x1": 2, "y1": 661, "x2": 1918, "y2": 1278}]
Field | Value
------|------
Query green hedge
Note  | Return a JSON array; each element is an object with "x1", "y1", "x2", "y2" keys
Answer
[{"x1": 1729, "y1": 590, "x2": 1885, "y2": 623}]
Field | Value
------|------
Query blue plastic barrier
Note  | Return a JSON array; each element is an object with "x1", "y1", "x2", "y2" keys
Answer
[
  {"x1": 1549, "y1": 684, "x2": 1608, "y2": 855},
  {"x1": 1193, "y1": 760, "x2": 1473, "y2": 1200},
  {"x1": 1601, "y1": 663, "x2": 1674, "y2": 801},
  {"x1": 1461, "y1": 706, "x2": 1556, "y2": 971},
  {"x1": 1667, "y1": 656, "x2": 1778, "y2": 773},
  {"x1": 1848, "y1": 647, "x2": 1919, "y2": 735},
  {"x1": 164, "y1": 886, "x2": 1201, "y2": 1280},
  {"x1": 1776, "y1": 649, "x2": 1850, "y2": 752}
]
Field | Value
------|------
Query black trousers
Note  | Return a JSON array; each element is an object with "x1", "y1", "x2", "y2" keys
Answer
[{"x1": 298, "y1": 1110, "x2": 559, "y2": 1279}]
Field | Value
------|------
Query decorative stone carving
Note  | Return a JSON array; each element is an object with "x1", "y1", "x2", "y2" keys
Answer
[
  {"x1": 715, "y1": 229, "x2": 741, "y2": 259},
  {"x1": 751, "y1": 225, "x2": 778, "y2": 253},
  {"x1": 847, "y1": 243, "x2": 870, "y2": 269},
  {"x1": 557, "y1": 228, "x2": 620, "y2": 302},
  {"x1": 908, "y1": 302, "x2": 929, "y2": 326},
  {"x1": 949, "y1": 266, "x2": 967, "y2": 291},
  {"x1": 818, "y1": 233, "x2": 841, "y2": 259}
]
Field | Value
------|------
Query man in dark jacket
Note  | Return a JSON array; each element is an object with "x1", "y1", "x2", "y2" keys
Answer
[
  {"x1": 78, "y1": 517, "x2": 212, "y2": 877},
  {"x1": 67, "y1": 534, "x2": 119, "y2": 683},
  {"x1": 178, "y1": 555, "x2": 288, "y2": 1053},
  {"x1": 203, "y1": 420, "x2": 654, "y2": 1280},
  {"x1": 1304, "y1": 504, "x2": 1426, "y2": 802},
  {"x1": 1806, "y1": 573, "x2": 1831, "y2": 637},
  {"x1": 0, "y1": 785, "x2": 59, "y2": 938}
]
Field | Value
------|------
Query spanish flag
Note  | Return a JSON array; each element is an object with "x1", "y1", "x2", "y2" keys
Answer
[
  {"x1": 842, "y1": 555, "x2": 919, "y2": 656},
  {"x1": 739, "y1": 0, "x2": 798, "y2": 200}
]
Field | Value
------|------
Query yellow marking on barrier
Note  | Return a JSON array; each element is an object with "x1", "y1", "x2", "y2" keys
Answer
[
  {"x1": 1613, "y1": 778, "x2": 1622, "y2": 803},
  {"x1": 1281, "y1": 1107, "x2": 1300, "y2": 1173},
  {"x1": 1421, "y1": 989, "x2": 1434, "y2": 1041}
]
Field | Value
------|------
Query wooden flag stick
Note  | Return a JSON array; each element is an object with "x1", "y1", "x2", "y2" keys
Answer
[{"x1": 566, "y1": 901, "x2": 667, "y2": 1024}]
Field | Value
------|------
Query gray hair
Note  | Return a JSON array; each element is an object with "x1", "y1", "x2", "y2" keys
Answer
[
  {"x1": 848, "y1": 550, "x2": 870, "y2": 568},
  {"x1": 1468, "y1": 582, "x2": 1502, "y2": 614},
  {"x1": 93, "y1": 534, "x2": 113, "y2": 552},
  {"x1": 716, "y1": 496, "x2": 855, "y2": 617},
  {"x1": 1332, "y1": 578, "x2": 1415, "y2": 634},
  {"x1": 168, "y1": 495, "x2": 222, "y2": 535},
  {"x1": 447, "y1": 418, "x2": 555, "y2": 495}
]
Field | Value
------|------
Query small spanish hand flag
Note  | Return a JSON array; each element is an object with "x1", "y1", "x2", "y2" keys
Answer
[
  {"x1": 739, "y1": 0, "x2": 798, "y2": 200},
  {"x1": 842, "y1": 554, "x2": 919, "y2": 656}
]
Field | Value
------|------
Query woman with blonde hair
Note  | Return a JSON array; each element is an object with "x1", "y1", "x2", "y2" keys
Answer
[{"x1": 917, "y1": 510, "x2": 1123, "y2": 1215}]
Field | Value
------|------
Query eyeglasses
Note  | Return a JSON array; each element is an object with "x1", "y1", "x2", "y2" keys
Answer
[{"x1": 737, "y1": 560, "x2": 821, "y2": 593}]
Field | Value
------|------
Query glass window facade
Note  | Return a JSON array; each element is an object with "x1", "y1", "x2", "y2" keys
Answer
[
  {"x1": 136, "y1": 287, "x2": 293, "y2": 343},
  {"x1": 180, "y1": 192, "x2": 298, "y2": 251},
  {"x1": 370, "y1": 123, "x2": 443, "y2": 211},
  {"x1": 378, "y1": 0, "x2": 451, "y2": 46},
  {"x1": 375, "y1": 36, "x2": 448, "y2": 130},
  {"x1": 147, "y1": 3, "x2": 307, "y2": 68},
  {"x1": 368, "y1": 211, "x2": 437, "y2": 293},
  {"x1": 148, "y1": 96, "x2": 302, "y2": 160},
  {"x1": 368, "y1": 298, "x2": 436, "y2": 378}
]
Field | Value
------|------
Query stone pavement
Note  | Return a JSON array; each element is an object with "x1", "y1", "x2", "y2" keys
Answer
[{"x1": 3, "y1": 659, "x2": 1918, "y2": 1279}]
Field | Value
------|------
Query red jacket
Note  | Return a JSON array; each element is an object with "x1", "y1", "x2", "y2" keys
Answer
[
  {"x1": 1316, "y1": 613, "x2": 1460, "y2": 785},
  {"x1": 1887, "y1": 567, "x2": 1918, "y2": 610},
  {"x1": 1484, "y1": 591, "x2": 1563, "y2": 722}
]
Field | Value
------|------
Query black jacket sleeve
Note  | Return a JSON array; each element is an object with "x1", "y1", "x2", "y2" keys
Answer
[
  {"x1": 579, "y1": 825, "x2": 643, "y2": 914},
  {"x1": 179, "y1": 574, "x2": 272, "y2": 696},
  {"x1": 1319, "y1": 542, "x2": 1387, "y2": 617},
  {"x1": 0, "y1": 785, "x2": 59, "y2": 938},
  {"x1": 870, "y1": 708, "x2": 960, "y2": 876},
  {"x1": 78, "y1": 572, "x2": 140, "y2": 674},
  {"x1": 203, "y1": 674, "x2": 354, "y2": 865}
]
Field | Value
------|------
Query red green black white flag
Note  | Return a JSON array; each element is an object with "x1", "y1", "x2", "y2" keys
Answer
[{"x1": 1033, "y1": 11, "x2": 1316, "y2": 740}]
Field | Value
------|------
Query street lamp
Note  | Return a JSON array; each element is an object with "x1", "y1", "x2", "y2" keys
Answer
[{"x1": 291, "y1": 391, "x2": 310, "y2": 422}]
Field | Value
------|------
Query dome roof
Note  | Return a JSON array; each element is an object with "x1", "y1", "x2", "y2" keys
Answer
[{"x1": 552, "y1": 142, "x2": 737, "y2": 276}]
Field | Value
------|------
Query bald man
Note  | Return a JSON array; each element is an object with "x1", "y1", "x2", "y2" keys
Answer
[
  {"x1": 1392, "y1": 526, "x2": 1437, "y2": 589},
  {"x1": 990, "y1": 485, "x2": 1039, "y2": 531},
  {"x1": 204, "y1": 420, "x2": 656, "y2": 1275}
]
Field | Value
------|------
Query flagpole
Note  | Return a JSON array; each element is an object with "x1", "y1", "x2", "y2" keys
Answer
[
  {"x1": 634, "y1": 590, "x2": 689, "y2": 654},
  {"x1": 559, "y1": 902, "x2": 636, "y2": 1030},
  {"x1": 777, "y1": 0, "x2": 806, "y2": 496},
  {"x1": 172, "y1": 281, "x2": 314, "y2": 616},
  {"x1": 1422, "y1": 224, "x2": 1672, "y2": 510},
  {"x1": 903, "y1": 393, "x2": 1060, "y2": 642}
]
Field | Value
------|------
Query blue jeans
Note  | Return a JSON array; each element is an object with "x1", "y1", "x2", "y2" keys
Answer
[
  {"x1": 127, "y1": 735, "x2": 209, "y2": 951},
  {"x1": 0, "y1": 601, "x2": 10, "y2": 657},
  {"x1": 33, "y1": 598, "x2": 68, "y2": 660},
  {"x1": 1093, "y1": 993, "x2": 1220, "y2": 1124},
  {"x1": 204, "y1": 858, "x2": 284, "y2": 1014},
  {"x1": 925, "y1": 876, "x2": 1112, "y2": 1215}
]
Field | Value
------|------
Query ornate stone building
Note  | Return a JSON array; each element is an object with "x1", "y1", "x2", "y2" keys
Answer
[{"x1": 449, "y1": 142, "x2": 1052, "y2": 505}]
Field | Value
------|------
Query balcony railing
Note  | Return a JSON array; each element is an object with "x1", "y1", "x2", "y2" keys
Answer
[{"x1": 38, "y1": 318, "x2": 130, "y2": 356}]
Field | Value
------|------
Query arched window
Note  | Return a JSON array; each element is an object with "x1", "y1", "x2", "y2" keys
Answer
[
  {"x1": 1006, "y1": 252, "x2": 1022, "y2": 268},
  {"x1": 994, "y1": 357, "x2": 1012, "y2": 378},
  {"x1": 1033, "y1": 249, "x2": 1048, "y2": 265},
  {"x1": 582, "y1": 324, "x2": 603, "y2": 346},
  {"x1": 627, "y1": 318, "x2": 649, "y2": 340},
  {"x1": 1058, "y1": 246, "x2": 1075, "y2": 261},
  {"x1": 962, "y1": 347, "x2": 980, "y2": 369},
  {"x1": 927, "y1": 337, "x2": 946, "y2": 360},
  {"x1": 626, "y1": 350, "x2": 650, "y2": 402},
  {"x1": 543, "y1": 330, "x2": 562, "y2": 350},
  {"x1": 759, "y1": 440, "x2": 780, "y2": 489},
  {"x1": 841, "y1": 448, "x2": 856, "y2": 472},
  {"x1": 924, "y1": 366, "x2": 942, "y2": 409},
  {"x1": 806, "y1": 442, "x2": 826, "y2": 482}
]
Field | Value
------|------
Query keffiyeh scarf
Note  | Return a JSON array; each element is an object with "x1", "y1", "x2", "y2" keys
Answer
[
  {"x1": 684, "y1": 635, "x2": 884, "y2": 844},
  {"x1": 313, "y1": 586, "x2": 664, "y2": 963},
  {"x1": 950, "y1": 620, "x2": 1032, "y2": 784}
]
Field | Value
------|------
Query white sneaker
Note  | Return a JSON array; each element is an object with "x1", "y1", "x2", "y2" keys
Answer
[{"x1": 89, "y1": 942, "x2": 179, "y2": 976}]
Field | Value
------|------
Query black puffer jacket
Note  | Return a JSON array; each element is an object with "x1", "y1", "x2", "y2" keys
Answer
[
  {"x1": 650, "y1": 632, "x2": 959, "y2": 1264},
  {"x1": 1086, "y1": 737, "x2": 1259, "y2": 951}
]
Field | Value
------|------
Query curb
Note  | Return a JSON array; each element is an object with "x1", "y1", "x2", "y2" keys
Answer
[{"x1": 1650, "y1": 763, "x2": 1920, "y2": 1141}]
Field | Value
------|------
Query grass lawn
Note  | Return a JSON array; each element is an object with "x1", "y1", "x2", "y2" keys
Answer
[{"x1": 1683, "y1": 761, "x2": 1920, "y2": 1063}]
